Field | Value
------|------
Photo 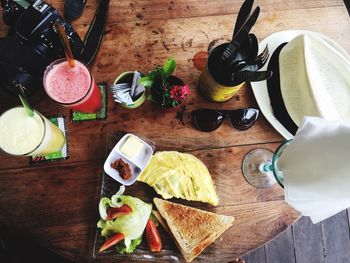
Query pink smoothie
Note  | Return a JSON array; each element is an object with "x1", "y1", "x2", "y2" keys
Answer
[{"x1": 44, "y1": 60, "x2": 91, "y2": 104}]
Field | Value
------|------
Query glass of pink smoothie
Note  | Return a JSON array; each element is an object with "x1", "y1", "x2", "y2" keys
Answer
[{"x1": 43, "y1": 59, "x2": 101, "y2": 113}]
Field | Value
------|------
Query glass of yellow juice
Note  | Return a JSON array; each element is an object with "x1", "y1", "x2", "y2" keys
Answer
[{"x1": 0, "y1": 107, "x2": 65, "y2": 156}]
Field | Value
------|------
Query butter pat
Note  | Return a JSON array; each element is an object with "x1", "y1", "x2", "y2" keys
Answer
[{"x1": 120, "y1": 135, "x2": 144, "y2": 158}]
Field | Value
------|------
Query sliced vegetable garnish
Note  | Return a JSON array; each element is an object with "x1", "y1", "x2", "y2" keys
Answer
[
  {"x1": 107, "y1": 204, "x2": 132, "y2": 220},
  {"x1": 115, "y1": 235, "x2": 142, "y2": 254},
  {"x1": 146, "y1": 219, "x2": 162, "y2": 252},
  {"x1": 99, "y1": 197, "x2": 111, "y2": 221},
  {"x1": 97, "y1": 195, "x2": 152, "y2": 248},
  {"x1": 98, "y1": 186, "x2": 126, "y2": 220},
  {"x1": 149, "y1": 211, "x2": 159, "y2": 227},
  {"x1": 110, "y1": 185, "x2": 126, "y2": 207},
  {"x1": 99, "y1": 233, "x2": 125, "y2": 252}
]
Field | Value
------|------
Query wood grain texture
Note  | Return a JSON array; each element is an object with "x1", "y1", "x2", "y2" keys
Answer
[
  {"x1": 292, "y1": 217, "x2": 325, "y2": 263},
  {"x1": 321, "y1": 210, "x2": 350, "y2": 263},
  {"x1": 243, "y1": 246, "x2": 266, "y2": 263},
  {"x1": 244, "y1": 211, "x2": 350, "y2": 263},
  {"x1": 0, "y1": 0, "x2": 349, "y2": 262},
  {"x1": 37, "y1": 0, "x2": 349, "y2": 26},
  {"x1": 264, "y1": 227, "x2": 296, "y2": 263}
]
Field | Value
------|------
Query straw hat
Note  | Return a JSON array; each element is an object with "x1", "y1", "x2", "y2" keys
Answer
[
  {"x1": 279, "y1": 33, "x2": 350, "y2": 126},
  {"x1": 250, "y1": 30, "x2": 350, "y2": 139}
]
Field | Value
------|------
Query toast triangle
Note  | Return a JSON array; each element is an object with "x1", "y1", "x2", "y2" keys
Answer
[{"x1": 153, "y1": 198, "x2": 234, "y2": 262}]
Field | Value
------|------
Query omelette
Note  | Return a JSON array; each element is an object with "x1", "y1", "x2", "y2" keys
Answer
[{"x1": 138, "y1": 151, "x2": 219, "y2": 206}]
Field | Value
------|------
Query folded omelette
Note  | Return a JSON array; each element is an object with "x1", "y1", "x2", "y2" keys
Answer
[{"x1": 138, "y1": 151, "x2": 219, "y2": 206}]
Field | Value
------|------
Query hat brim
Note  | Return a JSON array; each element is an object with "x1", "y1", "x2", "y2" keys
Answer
[{"x1": 251, "y1": 30, "x2": 312, "y2": 139}]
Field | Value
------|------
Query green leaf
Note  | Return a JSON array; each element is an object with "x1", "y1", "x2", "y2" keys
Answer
[
  {"x1": 162, "y1": 58, "x2": 176, "y2": 80},
  {"x1": 138, "y1": 76, "x2": 154, "y2": 88},
  {"x1": 98, "y1": 197, "x2": 112, "y2": 221},
  {"x1": 115, "y1": 235, "x2": 142, "y2": 254},
  {"x1": 149, "y1": 212, "x2": 159, "y2": 227},
  {"x1": 98, "y1": 195, "x2": 152, "y2": 240}
]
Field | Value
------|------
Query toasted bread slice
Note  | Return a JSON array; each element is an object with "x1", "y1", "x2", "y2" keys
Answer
[
  {"x1": 152, "y1": 210, "x2": 171, "y2": 233},
  {"x1": 153, "y1": 198, "x2": 234, "y2": 262}
]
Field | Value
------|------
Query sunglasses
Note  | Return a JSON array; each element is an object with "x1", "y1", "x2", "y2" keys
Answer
[{"x1": 191, "y1": 108, "x2": 259, "y2": 132}]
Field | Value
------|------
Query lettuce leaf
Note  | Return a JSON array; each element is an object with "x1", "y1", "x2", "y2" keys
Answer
[
  {"x1": 98, "y1": 186, "x2": 126, "y2": 220},
  {"x1": 110, "y1": 185, "x2": 125, "y2": 207},
  {"x1": 97, "y1": 195, "x2": 152, "y2": 249},
  {"x1": 115, "y1": 235, "x2": 142, "y2": 254},
  {"x1": 98, "y1": 197, "x2": 111, "y2": 221}
]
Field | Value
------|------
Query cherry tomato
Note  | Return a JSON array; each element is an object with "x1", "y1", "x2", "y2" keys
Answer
[
  {"x1": 99, "y1": 233, "x2": 125, "y2": 252},
  {"x1": 146, "y1": 219, "x2": 162, "y2": 252},
  {"x1": 107, "y1": 204, "x2": 132, "y2": 220}
]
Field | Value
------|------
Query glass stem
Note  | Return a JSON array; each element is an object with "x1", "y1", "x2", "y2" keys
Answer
[{"x1": 259, "y1": 162, "x2": 273, "y2": 173}]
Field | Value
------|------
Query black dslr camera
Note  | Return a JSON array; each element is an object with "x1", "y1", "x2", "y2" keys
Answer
[
  {"x1": 0, "y1": 0, "x2": 108, "y2": 96},
  {"x1": 4, "y1": 0, "x2": 83, "y2": 60}
]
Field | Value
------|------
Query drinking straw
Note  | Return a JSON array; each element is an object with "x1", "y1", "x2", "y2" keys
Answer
[
  {"x1": 15, "y1": 83, "x2": 34, "y2": 117},
  {"x1": 54, "y1": 21, "x2": 76, "y2": 67}
]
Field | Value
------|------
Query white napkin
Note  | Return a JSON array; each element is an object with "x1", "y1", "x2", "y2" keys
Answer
[{"x1": 278, "y1": 116, "x2": 350, "y2": 223}]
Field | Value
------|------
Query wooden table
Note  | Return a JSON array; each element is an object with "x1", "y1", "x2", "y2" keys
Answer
[{"x1": 0, "y1": 0, "x2": 349, "y2": 262}]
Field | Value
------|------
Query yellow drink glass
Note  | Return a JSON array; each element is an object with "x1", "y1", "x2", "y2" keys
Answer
[{"x1": 0, "y1": 107, "x2": 65, "y2": 156}]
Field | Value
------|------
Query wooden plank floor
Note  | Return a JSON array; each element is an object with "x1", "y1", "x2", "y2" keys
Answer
[{"x1": 243, "y1": 210, "x2": 350, "y2": 263}]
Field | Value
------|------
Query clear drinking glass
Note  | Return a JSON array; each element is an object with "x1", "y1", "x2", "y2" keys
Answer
[
  {"x1": 0, "y1": 107, "x2": 65, "y2": 156},
  {"x1": 242, "y1": 140, "x2": 292, "y2": 188},
  {"x1": 43, "y1": 58, "x2": 101, "y2": 113}
]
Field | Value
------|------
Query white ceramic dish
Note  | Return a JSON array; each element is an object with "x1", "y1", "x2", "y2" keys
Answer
[{"x1": 103, "y1": 133, "x2": 153, "y2": 186}]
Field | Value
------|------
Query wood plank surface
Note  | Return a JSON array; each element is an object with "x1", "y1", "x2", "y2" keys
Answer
[
  {"x1": 243, "y1": 246, "x2": 266, "y2": 263},
  {"x1": 292, "y1": 217, "x2": 325, "y2": 263},
  {"x1": 264, "y1": 227, "x2": 296, "y2": 263},
  {"x1": 0, "y1": 0, "x2": 349, "y2": 262},
  {"x1": 321, "y1": 211, "x2": 350, "y2": 263},
  {"x1": 244, "y1": 210, "x2": 350, "y2": 263},
  {"x1": 45, "y1": 0, "x2": 347, "y2": 26}
]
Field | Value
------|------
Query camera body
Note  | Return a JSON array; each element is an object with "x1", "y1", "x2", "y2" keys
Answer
[
  {"x1": 14, "y1": 0, "x2": 83, "y2": 61},
  {"x1": 0, "y1": 0, "x2": 84, "y2": 95}
]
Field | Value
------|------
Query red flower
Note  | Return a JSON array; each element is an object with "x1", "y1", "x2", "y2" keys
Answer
[{"x1": 169, "y1": 84, "x2": 191, "y2": 102}]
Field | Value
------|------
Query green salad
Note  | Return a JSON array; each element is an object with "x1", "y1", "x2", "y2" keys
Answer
[{"x1": 97, "y1": 186, "x2": 152, "y2": 253}]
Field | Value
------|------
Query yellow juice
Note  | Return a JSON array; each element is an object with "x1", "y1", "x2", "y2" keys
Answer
[{"x1": 0, "y1": 107, "x2": 65, "y2": 156}]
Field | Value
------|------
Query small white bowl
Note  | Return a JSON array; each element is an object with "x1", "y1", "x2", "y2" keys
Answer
[{"x1": 104, "y1": 134, "x2": 153, "y2": 186}]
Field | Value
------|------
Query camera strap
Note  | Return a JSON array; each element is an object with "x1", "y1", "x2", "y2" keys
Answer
[
  {"x1": 79, "y1": 0, "x2": 109, "y2": 65},
  {"x1": 64, "y1": 0, "x2": 86, "y2": 22}
]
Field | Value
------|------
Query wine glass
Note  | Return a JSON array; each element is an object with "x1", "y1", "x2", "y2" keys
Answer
[{"x1": 242, "y1": 140, "x2": 292, "y2": 188}]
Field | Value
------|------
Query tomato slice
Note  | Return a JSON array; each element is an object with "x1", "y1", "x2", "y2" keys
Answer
[
  {"x1": 99, "y1": 233, "x2": 125, "y2": 252},
  {"x1": 107, "y1": 204, "x2": 132, "y2": 220},
  {"x1": 146, "y1": 219, "x2": 162, "y2": 252}
]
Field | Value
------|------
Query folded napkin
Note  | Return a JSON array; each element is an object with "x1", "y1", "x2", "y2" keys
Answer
[{"x1": 278, "y1": 116, "x2": 350, "y2": 223}]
